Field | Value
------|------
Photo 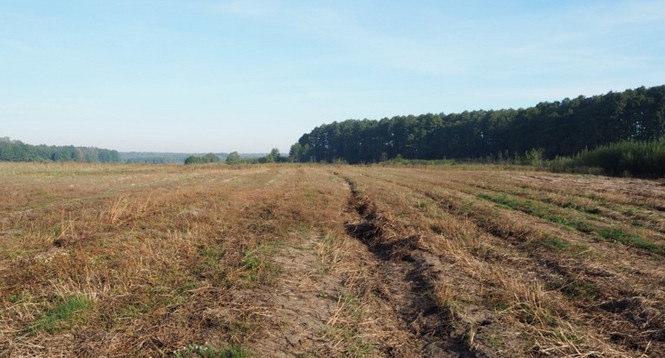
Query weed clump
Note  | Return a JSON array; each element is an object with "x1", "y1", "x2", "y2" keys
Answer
[
  {"x1": 29, "y1": 295, "x2": 91, "y2": 333},
  {"x1": 598, "y1": 229, "x2": 665, "y2": 254}
]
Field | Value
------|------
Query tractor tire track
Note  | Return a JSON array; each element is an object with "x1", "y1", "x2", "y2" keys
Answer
[{"x1": 336, "y1": 172, "x2": 479, "y2": 358}]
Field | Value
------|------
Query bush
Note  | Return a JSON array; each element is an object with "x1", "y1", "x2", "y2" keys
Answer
[
  {"x1": 258, "y1": 148, "x2": 287, "y2": 163},
  {"x1": 523, "y1": 148, "x2": 544, "y2": 167},
  {"x1": 184, "y1": 154, "x2": 221, "y2": 165},
  {"x1": 548, "y1": 137, "x2": 665, "y2": 178},
  {"x1": 225, "y1": 152, "x2": 243, "y2": 165}
]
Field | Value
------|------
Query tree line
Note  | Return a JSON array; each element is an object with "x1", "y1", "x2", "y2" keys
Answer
[
  {"x1": 0, "y1": 137, "x2": 120, "y2": 163},
  {"x1": 185, "y1": 149, "x2": 286, "y2": 165},
  {"x1": 121, "y1": 152, "x2": 221, "y2": 164},
  {"x1": 290, "y1": 85, "x2": 665, "y2": 163}
]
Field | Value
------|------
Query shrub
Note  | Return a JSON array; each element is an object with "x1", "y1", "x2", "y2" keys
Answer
[
  {"x1": 225, "y1": 152, "x2": 243, "y2": 165},
  {"x1": 548, "y1": 137, "x2": 665, "y2": 178},
  {"x1": 184, "y1": 154, "x2": 221, "y2": 165},
  {"x1": 523, "y1": 148, "x2": 544, "y2": 167}
]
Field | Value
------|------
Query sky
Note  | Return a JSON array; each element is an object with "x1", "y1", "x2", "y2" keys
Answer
[{"x1": 2, "y1": 0, "x2": 665, "y2": 153}]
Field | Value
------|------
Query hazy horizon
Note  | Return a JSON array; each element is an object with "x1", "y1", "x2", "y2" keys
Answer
[{"x1": 3, "y1": 0, "x2": 665, "y2": 153}]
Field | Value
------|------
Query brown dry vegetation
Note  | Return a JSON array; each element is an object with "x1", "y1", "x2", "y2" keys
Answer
[{"x1": 1, "y1": 163, "x2": 664, "y2": 357}]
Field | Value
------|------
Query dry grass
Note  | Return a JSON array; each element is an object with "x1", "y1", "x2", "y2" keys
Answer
[{"x1": 0, "y1": 162, "x2": 663, "y2": 357}]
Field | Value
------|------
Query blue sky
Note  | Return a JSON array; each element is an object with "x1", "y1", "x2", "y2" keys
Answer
[{"x1": 2, "y1": 0, "x2": 665, "y2": 153}]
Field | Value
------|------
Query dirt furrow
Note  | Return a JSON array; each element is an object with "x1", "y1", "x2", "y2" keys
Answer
[
  {"x1": 358, "y1": 172, "x2": 664, "y2": 355},
  {"x1": 338, "y1": 173, "x2": 479, "y2": 357}
]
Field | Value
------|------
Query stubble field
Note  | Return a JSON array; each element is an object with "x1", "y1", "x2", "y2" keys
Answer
[{"x1": 1, "y1": 163, "x2": 664, "y2": 357}]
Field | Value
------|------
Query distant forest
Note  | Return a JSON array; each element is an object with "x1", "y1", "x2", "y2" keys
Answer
[
  {"x1": 0, "y1": 137, "x2": 120, "y2": 163},
  {"x1": 290, "y1": 85, "x2": 665, "y2": 163},
  {"x1": 120, "y1": 152, "x2": 228, "y2": 164},
  {"x1": 0, "y1": 140, "x2": 272, "y2": 164},
  {"x1": 121, "y1": 152, "x2": 272, "y2": 164}
]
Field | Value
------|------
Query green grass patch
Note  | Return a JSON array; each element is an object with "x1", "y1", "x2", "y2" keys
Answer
[
  {"x1": 555, "y1": 199, "x2": 601, "y2": 215},
  {"x1": 241, "y1": 243, "x2": 281, "y2": 283},
  {"x1": 539, "y1": 237, "x2": 571, "y2": 251},
  {"x1": 196, "y1": 246, "x2": 227, "y2": 282},
  {"x1": 174, "y1": 344, "x2": 249, "y2": 358},
  {"x1": 416, "y1": 201, "x2": 429, "y2": 210},
  {"x1": 479, "y1": 192, "x2": 662, "y2": 254},
  {"x1": 477, "y1": 193, "x2": 524, "y2": 212},
  {"x1": 597, "y1": 229, "x2": 664, "y2": 254},
  {"x1": 477, "y1": 193, "x2": 594, "y2": 233},
  {"x1": 30, "y1": 295, "x2": 91, "y2": 333},
  {"x1": 241, "y1": 249, "x2": 261, "y2": 281},
  {"x1": 543, "y1": 214, "x2": 593, "y2": 233},
  {"x1": 561, "y1": 281, "x2": 600, "y2": 300}
]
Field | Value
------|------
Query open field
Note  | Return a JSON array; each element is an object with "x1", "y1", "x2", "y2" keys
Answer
[{"x1": 1, "y1": 163, "x2": 664, "y2": 357}]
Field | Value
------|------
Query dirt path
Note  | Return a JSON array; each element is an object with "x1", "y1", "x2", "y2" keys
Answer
[{"x1": 252, "y1": 232, "x2": 341, "y2": 356}]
